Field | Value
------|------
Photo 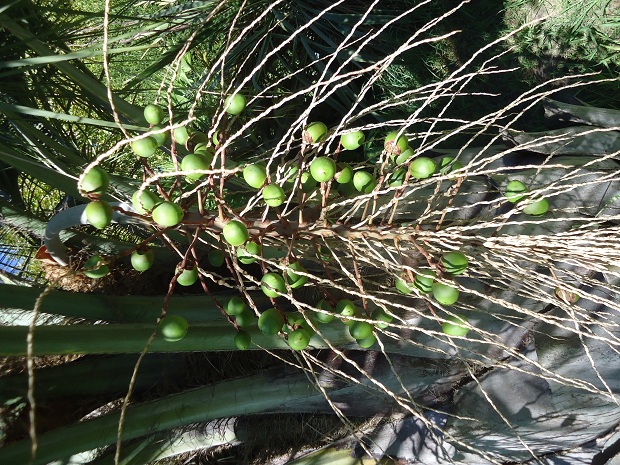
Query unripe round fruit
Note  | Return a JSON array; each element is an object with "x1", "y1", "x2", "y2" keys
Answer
[
  {"x1": 315, "y1": 299, "x2": 335, "y2": 323},
  {"x1": 177, "y1": 264, "x2": 198, "y2": 286},
  {"x1": 439, "y1": 156, "x2": 463, "y2": 176},
  {"x1": 208, "y1": 249, "x2": 225, "y2": 267},
  {"x1": 353, "y1": 171, "x2": 376, "y2": 194},
  {"x1": 414, "y1": 270, "x2": 436, "y2": 294},
  {"x1": 356, "y1": 333, "x2": 377, "y2": 349},
  {"x1": 234, "y1": 330, "x2": 251, "y2": 350},
  {"x1": 131, "y1": 136, "x2": 158, "y2": 158},
  {"x1": 235, "y1": 308, "x2": 255, "y2": 327},
  {"x1": 523, "y1": 198, "x2": 549, "y2": 216},
  {"x1": 181, "y1": 153, "x2": 210, "y2": 180},
  {"x1": 303, "y1": 121, "x2": 328, "y2": 144},
  {"x1": 409, "y1": 157, "x2": 436, "y2": 180},
  {"x1": 288, "y1": 328, "x2": 311, "y2": 350},
  {"x1": 80, "y1": 166, "x2": 109, "y2": 195},
  {"x1": 132, "y1": 189, "x2": 159, "y2": 215},
  {"x1": 384, "y1": 131, "x2": 408, "y2": 155},
  {"x1": 131, "y1": 248, "x2": 155, "y2": 272},
  {"x1": 349, "y1": 321, "x2": 373, "y2": 340},
  {"x1": 82, "y1": 255, "x2": 109, "y2": 279},
  {"x1": 224, "y1": 94, "x2": 247, "y2": 115},
  {"x1": 340, "y1": 130, "x2": 365, "y2": 151},
  {"x1": 85, "y1": 200, "x2": 113, "y2": 230},
  {"x1": 310, "y1": 156, "x2": 337, "y2": 183},
  {"x1": 441, "y1": 251, "x2": 468, "y2": 275},
  {"x1": 389, "y1": 167, "x2": 407, "y2": 187},
  {"x1": 338, "y1": 180, "x2": 357, "y2": 197},
  {"x1": 152, "y1": 201, "x2": 184, "y2": 228},
  {"x1": 144, "y1": 104, "x2": 165, "y2": 125},
  {"x1": 395, "y1": 275, "x2": 414, "y2": 294},
  {"x1": 505, "y1": 180, "x2": 528, "y2": 203},
  {"x1": 335, "y1": 163, "x2": 353, "y2": 184},
  {"x1": 432, "y1": 281, "x2": 459, "y2": 306},
  {"x1": 371, "y1": 307, "x2": 392, "y2": 329},
  {"x1": 394, "y1": 147, "x2": 415, "y2": 165},
  {"x1": 286, "y1": 261, "x2": 308, "y2": 289},
  {"x1": 173, "y1": 126, "x2": 189, "y2": 145},
  {"x1": 442, "y1": 314, "x2": 470, "y2": 337},
  {"x1": 336, "y1": 299, "x2": 360, "y2": 325},
  {"x1": 262, "y1": 184, "x2": 286, "y2": 207},
  {"x1": 300, "y1": 171, "x2": 318, "y2": 193},
  {"x1": 258, "y1": 307, "x2": 285, "y2": 335},
  {"x1": 261, "y1": 272, "x2": 286, "y2": 297},
  {"x1": 223, "y1": 220, "x2": 249, "y2": 246},
  {"x1": 243, "y1": 163, "x2": 267, "y2": 189},
  {"x1": 237, "y1": 241, "x2": 261, "y2": 265},
  {"x1": 159, "y1": 315, "x2": 188, "y2": 342},
  {"x1": 226, "y1": 296, "x2": 247, "y2": 316},
  {"x1": 149, "y1": 125, "x2": 169, "y2": 146}
]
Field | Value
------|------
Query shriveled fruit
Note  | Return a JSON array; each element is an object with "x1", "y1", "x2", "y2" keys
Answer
[
  {"x1": 152, "y1": 201, "x2": 184, "y2": 228},
  {"x1": 442, "y1": 314, "x2": 470, "y2": 337},
  {"x1": 177, "y1": 264, "x2": 198, "y2": 286},
  {"x1": 85, "y1": 200, "x2": 113, "y2": 230},
  {"x1": 349, "y1": 321, "x2": 373, "y2": 340},
  {"x1": 555, "y1": 287, "x2": 580, "y2": 304},
  {"x1": 258, "y1": 308, "x2": 285, "y2": 335},
  {"x1": 80, "y1": 166, "x2": 109, "y2": 195},
  {"x1": 336, "y1": 299, "x2": 360, "y2": 325},
  {"x1": 340, "y1": 130, "x2": 365, "y2": 151},
  {"x1": 237, "y1": 241, "x2": 261, "y2": 265},
  {"x1": 131, "y1": 136, "x2": 158, "y2": 158},
  {"x1": 286, "y1": 261, "x2": 308, "y2": 288},
  {"x1": 384, "y1": 131, "x2": 408, "y2": 155},
  {"x1": 144, "y1": 104, "x2": 165, "y2": 125},
  {"x1": 261, "y1": 272, "x2": 286, "y2": 297},
  {"x1": 432, "y1": 281, "x2": 459, "y2": 306},
  {"x1": 159, "y1": 315, "x2": 188, "y2": 342},
  {"x1": 262, "y1": 184, "x2": 286, "y2": 207},
  {"x1": 315, "y1": 299, "x2": 335, "y2": 324},
  {"x1": 441, "y1": 251, "x2": 468, "y2": 275},
  {"x1": 243, "y1": 163, "x2": 267, "y2": 189},
  {"x1": 131, "y1": 248, "x2": 155, "y2": 272},
  {"x1": 223, "y1": 220, "x2": 249, "y2": 246},
  {"x1": 409, "y1": 157, "x2": 436, "y2": 180},
  {"x1": 505, "y1": 180, "x2": 528, "y2": 203},
  {"x1": 288, "y1": 328, "x2": 311, "y2": 350},
  {"x1": 523, "y1": 198, "x2": 549, "y2": 216},
  {"x1": 208, "y1": 249, "x2": 225, "y2": 267},
  {"x1": 303, "y1": 122, "x2": 328, "y2": 144},
  {"x1": 356, "y1": 333, "x2": 376, "y2": 349},
  {"x1": 371, "y1": 307, "x2": 392, "y2": 329},
  {"x1": 334, "y1": 163, "x2": 353, "y2": 184},
  {"x1": 224, "y1": 94, "x2": 247, "y2": 115},
  {"x1": 82, "y1": 255, "x2": 109, "y2": 279},
  {"x1": 235, "y1": 308, "x2": 255, "y2": 327},
  {"x1": 181, "y1": 153, "x2": 210, "y2": 180},
  {"x1": 234, "y1": 330, "x2": 251, "y2": 350},
  {"x1": 414, "y1": 270, "x2": 436, "y2": 294},
  {"x1": 353, "y1": 171, "x2": 376, "y2": 193},
  {"x1": 226, "y1": 296, "x2": 247, "y2": 316},
  {"x1": 132, "y1": 189, "x2": 159, "y2": 214},
  {"x1": 310, "y1": 156, "x2": 337, "y2": 183}
]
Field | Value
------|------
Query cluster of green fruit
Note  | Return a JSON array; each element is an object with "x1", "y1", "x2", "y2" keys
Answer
[{"x1": 504, "y1": 180, "x2": 550, "y2": 216}]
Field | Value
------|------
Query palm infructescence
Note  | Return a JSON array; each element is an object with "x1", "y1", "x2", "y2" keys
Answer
[{"x1": 1, "y1": 0, "x2": 620, "y2": 464}]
